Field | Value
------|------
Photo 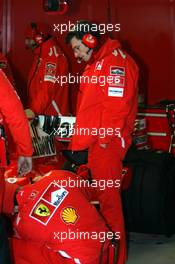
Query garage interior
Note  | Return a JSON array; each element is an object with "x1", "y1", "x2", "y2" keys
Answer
[{"x1": 0, "y1": 0, "x2": 175, "y2": 264}]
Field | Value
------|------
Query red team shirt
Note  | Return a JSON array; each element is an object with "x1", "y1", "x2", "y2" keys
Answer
[
  {"x1": 28, "y1": 38, "x2": 69, "y2": 115},
  {"x1": 12, "y1": 170, "x2": 111, "y2": 264},
  {"x1": 0, "y1": 69, "x2": 33, "y2": 213}
]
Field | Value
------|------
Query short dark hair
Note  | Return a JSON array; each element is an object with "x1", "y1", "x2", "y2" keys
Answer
[{"x1": 65, "y1": 20, "x2": 101, "y2": 44}]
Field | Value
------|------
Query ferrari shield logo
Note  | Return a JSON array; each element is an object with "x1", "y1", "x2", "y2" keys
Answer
[{"x1": 34, "y1": 203, "x2": 51, "y2": 216}]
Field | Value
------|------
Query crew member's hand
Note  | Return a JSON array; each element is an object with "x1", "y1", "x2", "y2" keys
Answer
[
  {"x1": 25, "y1": 108, "x2": 35, "y2": 118},
  {"x1": 100, "y1": 143, "x2": 107, "y2": 149},
  {"x1": 18, "y1": 156, "x2": 32, "y2": 176}
]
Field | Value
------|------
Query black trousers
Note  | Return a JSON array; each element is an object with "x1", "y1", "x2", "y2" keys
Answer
[{"x1": 0, "y1": 215, "x2": 11, "y2": 264}]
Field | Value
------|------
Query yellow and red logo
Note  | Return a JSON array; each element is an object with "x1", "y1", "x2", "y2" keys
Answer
[
  {"x1": 34, "y1": 203, "x2": 51, "y2": 217},
  {"x1": 61, "y1": 207, "x2": 79, "y2": 225}
]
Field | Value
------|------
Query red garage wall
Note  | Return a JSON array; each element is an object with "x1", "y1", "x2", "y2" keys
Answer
[
  {"x1": 1, "y1": 0, "x2": 175, "y2": 113},
  {"x1": 110, "y1": 0, "x2": 175, "y2": 104},
  {"x1": 0, "y1": 0, "x2": 3, "y2": 52}
]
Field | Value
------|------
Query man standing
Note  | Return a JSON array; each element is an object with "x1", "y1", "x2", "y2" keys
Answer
[
  {"x1": 0, "y1": 69, "x2": 33, "y2": 263},
  {"x1": 66, "y1": 20, "x2": 139, "y2": 264},
  {"x1": 25, "y1": 22, "x2": 69, "y2": 116}
]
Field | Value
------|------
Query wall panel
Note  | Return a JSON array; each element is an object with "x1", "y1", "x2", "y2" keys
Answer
[
  {"x1": 109, "y1": 0, "x2": 175, "y2": 104},
  {"x1": 1, "y1": 0, "x2": 175, "y2": 110}
]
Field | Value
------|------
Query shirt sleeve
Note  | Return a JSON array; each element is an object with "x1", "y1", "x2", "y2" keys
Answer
[{"x1": 0, "y1": 70, "x2": 33, "y2": 156}]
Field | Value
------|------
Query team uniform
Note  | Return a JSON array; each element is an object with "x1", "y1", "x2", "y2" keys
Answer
[
  {"x1": 28, "y1": 37, "x2": 69, "y2": 115},
  {"x1": 11, "y1": 170, "x2": 111, "y2": 264},
  {"x1": 0, "y1": 69, "x2": 33, "y2": 212},
  {"x1": 0, "y1": 69, "x2": 33, "y2": 263},
  {"x1": 71, "y1": 38, "x2": 139, "y2": 264}
]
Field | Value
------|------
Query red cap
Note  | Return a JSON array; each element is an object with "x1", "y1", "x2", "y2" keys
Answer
[{"x1": 82, "y1": 34, "x2": 98, "y2": 49}]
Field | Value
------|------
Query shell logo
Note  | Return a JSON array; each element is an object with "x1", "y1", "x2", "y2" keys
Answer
[{"x1": 61, "y1": 207, "x2": 79, "y2": 225}]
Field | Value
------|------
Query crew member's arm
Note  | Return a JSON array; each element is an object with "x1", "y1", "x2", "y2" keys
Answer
[{"x1": 0, "y1": 69, "x2": 33, "y2": 175}]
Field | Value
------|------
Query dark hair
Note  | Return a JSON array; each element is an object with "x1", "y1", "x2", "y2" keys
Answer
[
  {"x1": 30, "y1": 22, "x2": 51, "y2": 41},
  {"x1": 65, "y1": 20, "x2": 101, "y2": 44}
]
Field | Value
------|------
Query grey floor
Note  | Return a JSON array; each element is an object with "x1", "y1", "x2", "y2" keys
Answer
[{"x1": 126, "y1": 233, "x2": 175, "y2": 264}]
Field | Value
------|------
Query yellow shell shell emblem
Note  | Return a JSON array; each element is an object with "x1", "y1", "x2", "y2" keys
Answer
[
  {"x1": 61, "y1": 207, "x2": 79, "y2": 224},
  {"x1": 34, "y1": 203, "x2": 51, "y2": 217}
]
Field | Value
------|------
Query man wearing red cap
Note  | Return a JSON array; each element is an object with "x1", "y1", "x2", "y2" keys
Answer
[
  {"x1": 0, "y1": 69, "x2": 33, "y2": 263},
  {"x1": 65, "y1": 20, "x2": 139, "y2": 264},
  {"x1": 25, "y1": 22, "x2": 69, "y2": 116}
]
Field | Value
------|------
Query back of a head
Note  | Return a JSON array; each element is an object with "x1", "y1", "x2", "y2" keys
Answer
[{"x1": 25, "y1": 22, "x2": 51, "y2": 45}]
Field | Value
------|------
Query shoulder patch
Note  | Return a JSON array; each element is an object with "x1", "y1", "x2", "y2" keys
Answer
[
  {"x1": 112, "y1": 50, "x2": 118, "y2": 57},
  {"x1": 118, "y1": 48, "x2": 126, "y2": 59},
  {"x1": 48, "y1": 46, "x2": 59, "y2": 57}
]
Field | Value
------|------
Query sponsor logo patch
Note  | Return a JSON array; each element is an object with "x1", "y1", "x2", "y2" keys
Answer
[
  {"x1": 46, "y1": 63, "x2": 56, "y2": 69},
  {"x1": 61, "y1": 207, "x2": 79, "y2": 225},
  {"x1": 34, "y1": 203, "x2": 51, "y2": 216},
  {"x1": 44, "y1": 63, "x2": 57, "y2": 83},
  {"x1": 95, "y1": 59, "x2": 104, "y2": 71},
  {"x1": 108, "y1": 87, "x2": 124, "y2": 97},
  {"x1": 30, "y1": 182, "x2": 69, "y2": 225},
  {"x1": 51, "y1": 189, "x2": 68, "y2": 206},
  {"x1": 109, "y1": 76, "x2": 125, "y2": 87},
  {"x1": 110, "y1": 66, "x2": 125, "y2": 76}
]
